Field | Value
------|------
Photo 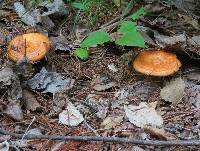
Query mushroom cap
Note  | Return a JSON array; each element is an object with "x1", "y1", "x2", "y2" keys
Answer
[
  {"x1": 133, "y1": 49, "x2": 182, "y2": 76},
  {"x1": 7, "y1": 33, "x2": 50, "y2": 62}
]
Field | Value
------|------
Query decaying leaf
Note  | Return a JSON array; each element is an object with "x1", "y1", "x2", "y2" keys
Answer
[
  {"x1": 107, "y1": 64, "x2": 118, "y2": 73},
  {"x1": 191, "y1": 35, "x2": 200, "y2": 46},
  {"x1": 59, "y1": 102, "x2": 84, "y2": 126},
  {"x1": 115, "y1": 81, "x2": 160, "y2": 102},
  {"x1": 178, "y1": 14, "x2": 199, "y2": 30},
  {"x1": 124, "y1": 102, "x2": 163, "y2": 128},
  {"x1": 4, "y1": 102, "x2": 23, "y2": 121},
  {"x1": 101, "y1": 116, "x2": 124, "y2": 129},
  {"x1": 26, "y1": 128, "x2": 42, "y2": 136},
  {"x1": 154, "y1": 32, "x2": 186, "y2": 48},
  {"x1": 0, "y1": 68, "x2": 22, "y2": 101},
  {"x1": 91, "y1": 75, "x2": 117, "y2": 91},
  {"x1": 0, "y1": 68, "x2": 17, "y2": 86},
  {"x1": 14, "y1": 2, "x2": 41, "y2": 26},
  {"x1": 84, "y1": 94, "x2": 109, "y2": 119},
  {"x1": 185, "y1": 81, "x2": 200, "y2": 108},
  {"x1": 50, "y1": 36, "x2": 71, "y2": 52},
  {"x1": 27, "y1": 68, "x2": 75, "y2": 94},
  {"x1": 39, "y1": 0, "x2": 68, "y2": 16},
  {"x1": 160, "y1": 77, "x2": 185, "y2": 105},
  {"x1": 22, "y1": 90, "x2": 41, "y2": 111},
  {"x1": 144, "y1": 126, "x2": 177, "y2": 140},
  {"x1": 0, "y1": 141, "x2": 9, "y2": 151},
  {"x1": 52, "y1": 92, "x2": 69, "y2": 114}
]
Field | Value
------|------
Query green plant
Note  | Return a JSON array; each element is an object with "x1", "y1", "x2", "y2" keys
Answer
[
  {"x1": 70, "y1": 0, "x2": 116, "y2": 28},
  {"x1": 74, "y1": 7, "x2": 146, "y2": 60},
  {"x1": 74, "y1": 48, "x2": 89, "y2": 60}
]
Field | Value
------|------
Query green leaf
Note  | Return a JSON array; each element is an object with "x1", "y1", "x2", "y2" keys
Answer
[
  {"x1": 81, "y1": 31, "x2": 110, "y2": 48},
  {"x1": 118, "y1": 21, "x2": 137, "y2": 33},
  {"x1": 115, "y1": 32, "x2": 145, "y2": 47},
  {"x1": 74, "y1": 48, "x2": 89, "y2": 60},
  {"x1": 131, "y1": 7, "x2": 145, "y2": 21},
  {"x1": 115, "y1": 20, "x2": 145, "y2": 47},
  {"x1": 71, "y1": 2, "x2": 87, "y2": 11}
]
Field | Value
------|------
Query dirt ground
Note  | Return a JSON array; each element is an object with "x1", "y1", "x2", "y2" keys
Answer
[{"x1": 0, "y1": 0, "x2": 200, "y2": 150}]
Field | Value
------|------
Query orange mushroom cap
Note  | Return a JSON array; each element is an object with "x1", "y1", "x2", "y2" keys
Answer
[
  {"x1": 7, "y1": 33, "x2": 50, "y2": 62},
  {"x1": 133, "y1": 49, "x2": 181, "y2": 76}
]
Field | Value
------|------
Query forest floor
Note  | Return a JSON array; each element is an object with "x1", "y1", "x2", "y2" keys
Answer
[{"x1": 0, "y1": 0, "x2": 200, "y2": 150}]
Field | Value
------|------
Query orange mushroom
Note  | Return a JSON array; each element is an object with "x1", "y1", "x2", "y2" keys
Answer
[
  {"x1": 7, "y1": 33, "x2": 50, "y2": 62},
  {"x1": 133, "y1": 49, "x2": 181, "y2": 76}
]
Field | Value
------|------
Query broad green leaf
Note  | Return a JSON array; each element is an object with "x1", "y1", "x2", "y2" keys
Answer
[
  {"x1": 81, "y1": 31, "x2": 110, "y2": 48},
  {"x1": 131, "y1": 7, "x2": 145, "y2": 21},
  {"x1": 116, "y1": 20, "x2": 145, "y2": 47},
  {"x1": 74, "y1": 48, "x2": 89, "y2": 60},
  {"x1": 71, "y1": 2, "x2": 87, "y2": 11},
  {"x1": 118, "y1": 21, "x2": 137, "y2": 34},
  {"x1": 115, "y1": 32, "x2": 145, "y2": 47}
]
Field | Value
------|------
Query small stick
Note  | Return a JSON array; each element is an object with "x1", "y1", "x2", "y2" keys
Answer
[
  {"x1": 20, "y1": 116, "x2": 36, "y2": 142},
  {"x1": 1, "y1": 128, "x2": 200, "y2": 146},
  {"x1": 84, "y1": 120, "x2": 100, "y2": 137}
]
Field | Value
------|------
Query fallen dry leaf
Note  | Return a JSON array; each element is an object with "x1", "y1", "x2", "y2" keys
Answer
[
  {"x1": 101, "y1": 116, "x2": 124, "y2": 129},
  {"x1": 27, "y1": 68, "x2": 75, "y2": 94},
  {"x1": 84, "y1": 94, "x2": 109, "y2": 119},
  {"x1": 154, "y1": 32, "x2": 186, "y2": 48},
  {"x1": 91, "y1": 75, "x2": 117, "y2": 91},
  {"x1": 22, "y1": 89, "x2": 41, "y2": 111},
  {"x1": 160, "y1": 77, "x2": 185, "y2": 106},
  {"x1": 52, "y1": 92, "x2": 69, "y2": 115},
  {"x1": 4, "y1": 102, "x2": 23, "y2": 121},
  {"x1": 0, "y1": 141, "x2": 9, "y2": 151},
  {"x1": 144, "y1": 126, "x2": 177, "y2": 140},
  {"x1": 115, "y1": 81, "x2": 160, "y2": 102},
  {"x1": 59, "y1": 102, "x2": 84, "y2": 126},
  {"x1": 124, "y1": 102, "x2": 163, "y2": 128},
  {"x1": 14, "y1": 2, "x2": 41, "y2": 26}
]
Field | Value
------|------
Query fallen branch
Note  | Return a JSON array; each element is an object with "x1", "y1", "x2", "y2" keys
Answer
[{"x1": 1, "y1": 129, "x2": 200, "y2": 146}]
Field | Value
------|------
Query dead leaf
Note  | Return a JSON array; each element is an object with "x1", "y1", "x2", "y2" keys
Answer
[
  {"x1": 40, "y1": 16, "x2": 55, "y2": 31},
  {"x1": 115, "y1": 81, "x2": 160, "y2": 102},
  {"x1": 144, "y1": 126, "x2": 177, "y2": 140},
  {"x1": 27, "y1": 68, "x2": 75, "y2": 94},
  {"x1": 84, "y1": 94, "x2": 109, "y2": 119},
  {"x1": 185, "y1": 69, "x2": 200, "y2": 83},
  {"x1": 154, "y1": 32, "x2": 186, "y2": 48},
  {"x1": 160, "y1": 77, "x2": 185, "y2": 105},
  {"x1": 178, "y1": 14, "x2": 199, "y2": 30},
  {"x1": 4, "y1": 102, "x2": 23, "y2": 121},
  {"x1": 0, "y1": 141, "x2": 9, "y2": 151},
  {"x1": 39, "y1": 0, "x2": 68, "y2": 16},
  {"x1": 107, "y1": 64, "x2": 118, "y2": 72},
  {"x1": 52, "y1": 92, "x2": 69, "y2": 114},
  {"x1": 191, "y1": 35, "x2": 200, "y2": 45},
  {"x1": 0, "y1": 68, "x2": 17, "y2": 86},
  {"x1": 185, "y1": 81, "x2": 200, "y2": 108},
  {"x1": 50, "y1": 36, "x2": 71, "y2": 52},
  {"x1": 59, "y1": 102, "x2": 84, "y2": 126},
  {"x1": 101, "y1": 116, "x2": 124, "y2": 129},
  {"x1": 91, "y1": 75, "x2": 117, "y2": 91},
  {"x1": 22, "y1": 90, "x2": 41, "y2": 111},
  {"x1": 124, "y1": 102, "x2": 163, "y2": 128},
  {"x1": 14, "y1": 2, "x2": 41, "y2": 26},
  {"x1": 26, "y1": 128, "x2": 42, "y2": 136}
]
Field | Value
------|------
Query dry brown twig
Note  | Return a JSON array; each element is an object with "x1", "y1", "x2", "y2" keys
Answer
[{"x1": 1, "y1": 128, "x2": 200, "y2": 146}]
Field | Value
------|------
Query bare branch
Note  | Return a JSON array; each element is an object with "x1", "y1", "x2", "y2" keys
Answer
[{"x1": 1, "y1": 128, "x2": 200, "y2": 146}]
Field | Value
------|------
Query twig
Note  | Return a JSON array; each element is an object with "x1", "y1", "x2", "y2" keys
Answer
[
  {"x1": 84, "y1": 120, "x2": 100, "y2": 136},
  {"x1": 1, "y1": 128, "x2": 200, "y2": 146},
  {"x1": 100, "y1": 0, "x2": 134, "y2": 30},
  {"x1": 20, "y1": 116, "x2": 36, "y2": 142}
]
